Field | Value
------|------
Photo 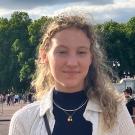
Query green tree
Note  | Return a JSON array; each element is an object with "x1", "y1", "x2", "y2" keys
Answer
[
  {"x1": 0, "y1": 18, "x2": 12, "y2": 92},
  {"x1": 125, "y1": 17, "x2": 135, "y2": 76},
  {"x1": 96, "y1": 20, "x2": 128, "y2": 77}
]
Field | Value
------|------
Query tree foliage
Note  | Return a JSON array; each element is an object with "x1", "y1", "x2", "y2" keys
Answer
[
  {"x1": 0, "y1": 12, "x2": 51, "y2": 93},
  {"x1": 0, "y1": 11, "x2": 135, "y2": 93},
  {"x1": 96, "y1": 18, "x2": 135, "y2": 78}
]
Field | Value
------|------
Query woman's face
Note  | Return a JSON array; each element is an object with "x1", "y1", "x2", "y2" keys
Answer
[{"x1": 46, "y1": 27, "x2": 92, "y2": 93}]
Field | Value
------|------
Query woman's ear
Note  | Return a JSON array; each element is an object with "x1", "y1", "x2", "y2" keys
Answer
[{"x1": 38, "y1": 48, "x2": 48, "y2": 64}]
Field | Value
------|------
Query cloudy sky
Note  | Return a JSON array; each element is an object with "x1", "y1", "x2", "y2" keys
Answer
[{"x1": 0, "y1": 0, "x2": 135, "y2": 23}]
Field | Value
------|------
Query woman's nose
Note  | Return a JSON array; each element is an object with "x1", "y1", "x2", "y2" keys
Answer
[{"x1": 66, "y1": 54, "x2": 78, "y2": 66}]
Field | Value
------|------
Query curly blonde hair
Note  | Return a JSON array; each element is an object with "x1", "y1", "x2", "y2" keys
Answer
[{"x1": 32, "y1": 13, "x2": 122, "y2": 131}]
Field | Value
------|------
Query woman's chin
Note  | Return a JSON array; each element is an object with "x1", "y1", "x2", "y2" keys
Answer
[{"x1": 61, "y1": 82, "x2": 84, "y2": 92}]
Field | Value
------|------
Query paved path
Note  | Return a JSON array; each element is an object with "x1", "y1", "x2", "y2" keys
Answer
[{"x1": 0, "y1": 102, "x2": 27, "y2": 135}]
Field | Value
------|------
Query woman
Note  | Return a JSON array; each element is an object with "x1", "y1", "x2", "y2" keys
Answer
[{"x1": 9, "y1": 11, "x2": 135, "y2": 135}]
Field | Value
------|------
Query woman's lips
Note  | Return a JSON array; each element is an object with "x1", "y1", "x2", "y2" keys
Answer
[
  {"x1": 63, "y1": 71, "x2": 80, "y2": 73},
  {"x1": 63, "y1": 71, "x2": 80, "y2": 76}
]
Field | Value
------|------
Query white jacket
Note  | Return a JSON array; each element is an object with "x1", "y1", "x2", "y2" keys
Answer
[{"x1": 9, "y1": 89, "x2": 135, "y2": 135}]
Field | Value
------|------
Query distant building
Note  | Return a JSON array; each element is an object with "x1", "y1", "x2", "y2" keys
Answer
[{"x1": 113, "y1": 78, "x2": 135, "y2": 93}]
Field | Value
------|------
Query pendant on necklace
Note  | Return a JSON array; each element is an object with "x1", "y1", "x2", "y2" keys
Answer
[{"x1": 67, "y1": 116, "x2": 73, "y2": 122}]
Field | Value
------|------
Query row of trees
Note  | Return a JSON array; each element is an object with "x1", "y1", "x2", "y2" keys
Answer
[
  {"x1": 0, "y1": 11, "x2": 135, "y2": 93},
  {"x1": 0, "y1": 12, "x2": 51, "y2": 93},
  {"x1": 96, "y1": 18, "x2": 135, "y2": 78}
]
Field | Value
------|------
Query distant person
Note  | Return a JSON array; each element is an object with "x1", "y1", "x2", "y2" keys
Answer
[
  {"x1": 9, "y1": 8, "x2": 135, "y2": 135},
  {"x1": 124, "y1": 87, "x2": 132, "y2": 100},
  {"x1": 6, "y1": 94, "x2": 11, "y2": 106},
  {"x1": 14, "y1": 94, "x2": 19, "y2": 103},
  {"x1": 0, "y1": 94, "x2": 3, "y2": 102},
  {"x1": 10, "y1": 92, "x2": 15, "y2": 105},
  {"x1": 124, "y1": 87, "x2": 135, "y2": 124},
  {"x1": 28, "y1": 93, "x2": 33, "y2": 103}
]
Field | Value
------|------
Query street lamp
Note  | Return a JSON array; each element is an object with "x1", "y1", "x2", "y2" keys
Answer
[
  {"x1": 112, "y1": 60, "x2": 120, "y2": 83},
  {"x1": 112, "y1": 61, "x2": 120, "y2": 68},
  {"x1": 123, "y1": 72, "x2": 126, "y2": 78},
  {"x1": 127, "y1": 72, "x2": 130, "y2": 77},
  {"x1": 123, "y1": 71, "x2": 130, "y2": 78}
]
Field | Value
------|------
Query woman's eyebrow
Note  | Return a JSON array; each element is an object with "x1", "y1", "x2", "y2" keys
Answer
[
  {"x1": 55, "y1": 45, "x2": 90, "y2": 49},
  {"x1": 78, "y1": 46, "x2": 90, "y2": 49},
  {"x1": 55, "y1": 44, "x2": 68, "y2": 49}
]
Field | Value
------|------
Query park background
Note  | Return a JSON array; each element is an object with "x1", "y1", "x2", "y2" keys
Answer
[
  {"x1": 0, "y1": 1, "x2": 135, "y2": 135},
  {"x1": 0, "y1": 0, "x2": 135, "y2": 95}
]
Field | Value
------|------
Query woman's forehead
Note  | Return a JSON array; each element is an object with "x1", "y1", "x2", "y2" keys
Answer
[
  {"x1": 50, "y1": 28, "x2": 90, "y2": 45},
  {"x1": 54, "y1": 27, "x2": 89, "y2": 39}
]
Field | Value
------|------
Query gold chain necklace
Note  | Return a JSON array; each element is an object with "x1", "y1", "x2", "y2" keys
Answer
[{"x1": 53, "y1": 99, "x2": 88, "y2": 123}]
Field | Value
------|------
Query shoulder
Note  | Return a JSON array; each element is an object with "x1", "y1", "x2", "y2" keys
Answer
[
  {"x1": 117, "y1": 100, "x2": 129, "y2": 113},
  {"x1": 104, "y1": 101, "x2": 135, "y2": 135},
  {"x1": 11, "y1": 101, "x2": 40, "y2": 123},
  {"x1": 17, "y1": 101, "x2": 40, "y2": 113},
  {"x1": 116, "y1": 101, "x2": 135, "y2": 133},
  {"x1": 116, "y1": 101, "x2": 132, "y2": 124},
  {"x1": 9, "y1": 101, "x2": 41, "y2": 135}
]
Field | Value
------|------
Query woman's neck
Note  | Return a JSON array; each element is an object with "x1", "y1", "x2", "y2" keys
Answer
[{"x1": 53, "y1": 89, "x2": 87, "y2": 109}]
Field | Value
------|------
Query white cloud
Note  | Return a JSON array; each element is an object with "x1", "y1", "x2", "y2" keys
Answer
[
  {"x1": 0, "y1": 0, "x2": 113, "y2": 9},
  {"x1": 0, "y1": 9, "x2": 13, "y2": 18},
  {"x1": 0, "y1": 0, "x2": 135, "y2": 23}
]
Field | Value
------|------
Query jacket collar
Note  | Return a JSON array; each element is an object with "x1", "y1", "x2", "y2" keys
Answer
[
  {"x1": 39, "y1": 88, "x2": 102, "y2": 117},
  {"x1": 40, "y1": 88, "x2": 54, "y2": 117}
]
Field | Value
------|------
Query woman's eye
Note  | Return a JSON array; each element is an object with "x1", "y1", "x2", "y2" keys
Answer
[
  {"x1": 56, "y1": 50, "x2": 67, "y2": 54},
  {"x1": 78, "y1": 51, "x2": 87, "y2": 54},
  {"x1": 58, "y1": 51, "x2": 67, "y2": 54}
]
